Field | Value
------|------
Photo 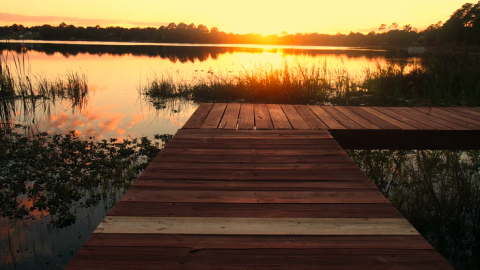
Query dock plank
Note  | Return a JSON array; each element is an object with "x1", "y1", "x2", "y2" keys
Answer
[
  {"x1": 268, "y1": 104, "x2": 292, "y2": 129},
  {"x1": 238, "y1": 103, "x2": 255, "y2": 130},
  {"x1": 219, "y1": 103, "x2": 240, "y2": 129}
]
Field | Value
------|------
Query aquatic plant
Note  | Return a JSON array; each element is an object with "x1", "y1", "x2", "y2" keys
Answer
[
  {"x1": 0, "y1": 126, "x2": 168, "y2": 228},
  {"x1": 347, "y1": 149, "x2": 480, "y2": 269}
]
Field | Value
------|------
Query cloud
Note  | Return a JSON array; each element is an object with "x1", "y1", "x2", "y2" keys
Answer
[{"x1": 0, "y1": 12, "x2": 168, "y2": 27}]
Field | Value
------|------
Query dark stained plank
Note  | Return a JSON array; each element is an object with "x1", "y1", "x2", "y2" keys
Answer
[
  {"x1": 347, "y1": 107, "x2": 400, "y2": 130},
  {"x1": 294, "y1": 105, "x2": 329, "y2": 129},
  {"x1": 268, "y1": 104, "x2": 292, "y2": 129},
  {"x1": 335, "y1": 107, "x2": 381, "y2": 130},
  {"x1": 373, "y1": 107, "x2": 435, "y2": 130},
  {"x1": 138, "y1": 169, "x2": 370, "y2": 181},
  {"x1": 392, "y1": 107, "x2": 467, "y2": 130},
  {"x1": 86, "y1": 234, "x2": 431, "y2": 249},
  {"x1": 67, "y1": 247, "x2": 453, "y2": 270},
  {"x1": 109, "y1": 203, "x2": 403, "y2": 218},
  {"x1": 163, "y1": 143, "x2": 343, "y2": 150},
  {"x1": 358, "y1": 107, "x2": 417, "y2": 130},
  {"x1": 132, "y1": 180, "x2": 379, "y2": 189},
  {"x1": 321, "y1": 106, "x2": 365, "y2": 129},
  {"x1": 152, "y1": 155, "x2": 353, "y2": 164},
  {"x1": 121, "y1": 189, "x2": 389, "y2": 204},
  {"x1": 281, "y1": 104, "x2": 311, "y2": 129},
  {"x1": 308, "y1": 105, "x2": 346, "y2": 129},
  {"x1": 200, "y1": 103, "x2": 227, "y2": 129},
  {"x1": 182, "y1": 103, "x2": 214, "y2": 129},
  {"x1": 237, "y1": 103, "x2": 255, "y2": 130},
  {"x1": 388, "y1": 107, "x2": 454, "y2": 130},
  {"x1": 435, "y1": 108, "x2": 480, "y2": 128},
  {"x1": 167, "y1": 138, "x2": 338, "y2": 145},
  {"x1": 254, "y1": 104, "x2": 274, "y2": 130},
  {"x1": 147, "y1": 162, "x2": 359, "y2": 171},
  {"x1": 414, "y1": 107, "x2": 480, "y2": 130},
  {"x1": 158, "y1": 148, "x2": 349, "y2": 157},
  {"x1": 219, "y1": 103, "x2": 240, "y2": 129}
]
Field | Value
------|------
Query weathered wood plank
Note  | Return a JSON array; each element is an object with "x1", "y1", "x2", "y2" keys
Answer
[
  {"x1": 254, "y1": 104, "x2": 274, "y2": 129},
  {"x1": 268, "y1": 104, "x2": 292, "y2": 129},
  {"x1": 281, "y1": 104, "x2": 311, "y2": 129},
  {"x1": 121, "y1": 189, "x2": 388, "y2": 204},
  {"x1": 322, "y1": 106, "x2": 364, "y2": 129},
  {"x1": 182, "y1": 103, "x2": 214, "y2": 129},
  {"x1": 201, "y1": 103, "x2": 227, "y2": 129},
  {"x1": 308, "y1": 105, "x2": 346, "y2": 129},
  {"x1": 109, "y1": 202, "x2": 403, "y2": 218},
  {"x1": 85, "y1": 234, "x2": 432, "y2": 249},
  {"x1": 294, "y1": 105, "x2": 329, "y2": 129},
  {"x1": 95, "y1": 217, "x2": 419, "y2": 235},
  {"x1": 219, "y1": 103, "x2": 240, "y2": 129},
  {"x1": 238, "y1": 103, "x2": 255, "y2": 130},
  {"x1": 372, "y1": 107, "x2": 435, "y2": 130},
  {"x1": 347, "y1": 107, "x2": 400, "y2": 130},
  {"x1": 335, "y1": 107, "x2": 381, "y2": 130},
  {"x1": 358, "y1": 107, "x2": 416, "y2": 130}
]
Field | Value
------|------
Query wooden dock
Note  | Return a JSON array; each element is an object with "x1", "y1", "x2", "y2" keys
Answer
[{"x1": 64, "y1": 104, "x2": 479, "y2": 269}]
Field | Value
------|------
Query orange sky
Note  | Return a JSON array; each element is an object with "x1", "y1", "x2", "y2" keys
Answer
[{"x1": 1, "y1": 0, "x2": 470, "y2": 34}]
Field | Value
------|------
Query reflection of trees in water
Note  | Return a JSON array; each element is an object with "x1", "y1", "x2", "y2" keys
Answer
[
  {"x1": 0, "y1": 43, "x2": 405, "y2": 64},
  {"x1": 348, "y1": 149, "x2": 480, "y2": 270}
]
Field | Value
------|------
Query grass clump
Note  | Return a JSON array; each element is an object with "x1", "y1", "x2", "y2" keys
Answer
[{"x1": 140, "y1": 62, "x2": 359, "y2": 104}]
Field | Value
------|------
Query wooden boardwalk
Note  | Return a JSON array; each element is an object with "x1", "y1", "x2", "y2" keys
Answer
[{"x1": 65, "y1": 104, "x2": 469, "y2": 269}]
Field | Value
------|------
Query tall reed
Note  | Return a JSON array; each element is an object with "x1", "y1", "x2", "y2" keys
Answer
[{"x1": 0, "y1": 53, "x2": 89, "y2": 122}]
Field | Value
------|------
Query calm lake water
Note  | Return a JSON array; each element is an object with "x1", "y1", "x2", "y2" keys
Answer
[
  {"x1": 3, "y1": 41, "x2": 465, "y2": 270},
  {"x1": 0, "y1": 40, "x2": 418, "y2": 140}
]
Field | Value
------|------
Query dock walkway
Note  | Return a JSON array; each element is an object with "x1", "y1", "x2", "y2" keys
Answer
[{"x1": 64, "y1": 104, "x2": 479, "y2": 269}]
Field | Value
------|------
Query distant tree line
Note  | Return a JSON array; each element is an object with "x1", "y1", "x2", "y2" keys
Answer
[{"x1": 1, "y1": 2, "x2": 479, "y2": 47}]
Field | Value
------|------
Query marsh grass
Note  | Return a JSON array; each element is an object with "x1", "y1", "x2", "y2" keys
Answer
[
  {"x1": 140, "y1": 62, "x2": 363, "y2": 104},
  {"x1": 140, "y1": 53, "x2": 480, "y2": 107},
  {"x1": 348, "y1": 149, "x2": 480, "y2": 269},
  {"x1": 0, "y1": 53, "x2": 88, "y2": 122}
]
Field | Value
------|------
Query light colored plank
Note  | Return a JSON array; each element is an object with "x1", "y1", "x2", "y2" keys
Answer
[{"x1": 95, "y1": 217, "x2": 419, "y2": 235}]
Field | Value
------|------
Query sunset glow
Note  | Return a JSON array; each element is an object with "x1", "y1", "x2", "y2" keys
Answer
[{"x1": 1, "y1": 0, "x2": 470, "y2": 35}]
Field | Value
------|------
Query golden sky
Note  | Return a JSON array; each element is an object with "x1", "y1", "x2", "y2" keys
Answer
[{"x1": 1, "y1": 0, "x2": 470, "y2": 35}]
